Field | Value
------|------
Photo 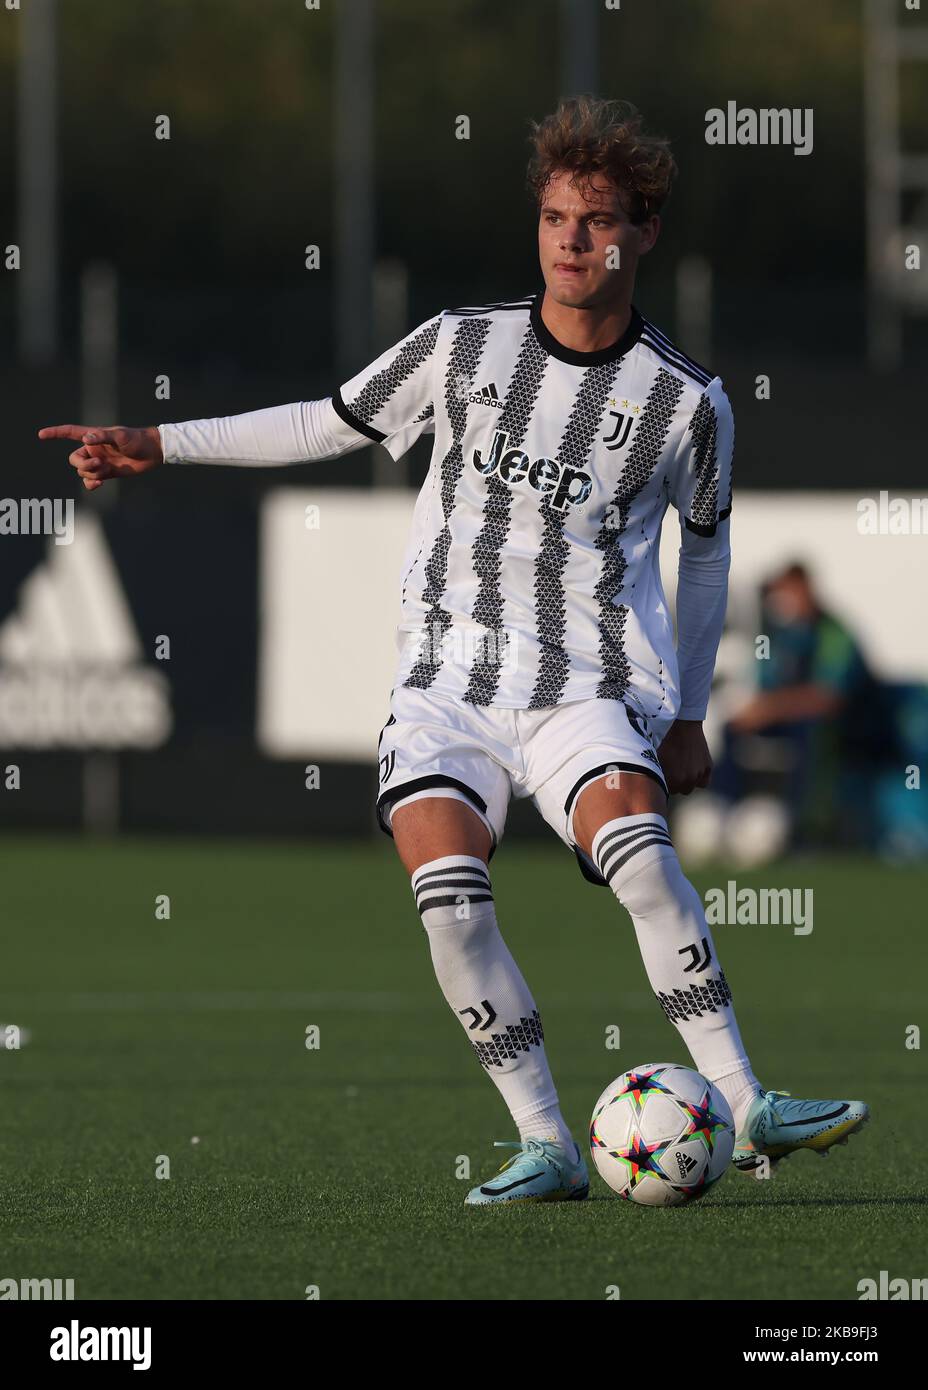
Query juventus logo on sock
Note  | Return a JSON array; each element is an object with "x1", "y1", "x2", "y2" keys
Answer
[
  {"x1": 459, "y1": 999, "x2": 497, "y2": 1031},
  {"x1": 679, "y1": 937, "x2": 712, "y2": 973}
]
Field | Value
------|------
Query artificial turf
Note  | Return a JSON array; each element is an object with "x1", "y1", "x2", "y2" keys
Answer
[{"x1": 1, "y1": 835, "x2": 924, "y2": 1300}]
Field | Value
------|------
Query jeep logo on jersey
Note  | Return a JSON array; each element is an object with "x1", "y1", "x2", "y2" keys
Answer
[{"x1": 472, "y1": 428, "x2": 593, "y2": 512}]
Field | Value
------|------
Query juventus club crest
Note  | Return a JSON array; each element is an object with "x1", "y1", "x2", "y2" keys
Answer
[{"x1": 602, "y1": 398, "x2": 642, "y2": 451}]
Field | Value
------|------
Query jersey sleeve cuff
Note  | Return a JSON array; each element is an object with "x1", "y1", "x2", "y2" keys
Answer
[
  {"x1": 330, "y1": 389, "x2": 385, "y2": 444},
  {"x1": 157, "y1": 423, "x2": 182, "y2": 464}
]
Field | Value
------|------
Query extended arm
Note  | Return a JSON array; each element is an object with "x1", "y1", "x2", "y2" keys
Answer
[
  {"x1": 158, "y1": 399, "x2": 368, "y2": 468},
  {"x1": 39, "y1": 311, "x2": 443, "y2": 488},
  {"x1": 37, "y1": 399, "x2": 367, "y2": 490}
]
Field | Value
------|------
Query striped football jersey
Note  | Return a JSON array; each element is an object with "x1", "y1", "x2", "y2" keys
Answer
[{"x1": 326, "y1": 291, "x2": 733, "y2": 721}]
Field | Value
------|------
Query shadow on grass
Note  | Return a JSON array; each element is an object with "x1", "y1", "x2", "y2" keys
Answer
[{"x1": 583, "y1": 1194, "x2": 928, "y2": 1209}]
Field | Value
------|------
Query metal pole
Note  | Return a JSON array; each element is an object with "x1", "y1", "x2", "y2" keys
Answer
[
  {"x1": 675, "y1": 254, "x2": 713, "y2": 367},
  {"x1": 560, "y1": 0, "x2": 599, "y2": 99},
  {"x1": 334, "y1": 0, "x2": 375, "y2": 382},
  {"x1": 16, "y1": 0, "x2": 58, "y2": 365},
  {"x1": 81, "y1": 262, "x2": 119, "y2": 432},
  {"x1": 80, "y1": 262, "x2": 121, "y2": 833},
  {"x1": 371, "y1": 258, "x2": 409, "y2": 488},
  {"x1": 864, "y1": 0, "x2": 901, "y2": 370}
]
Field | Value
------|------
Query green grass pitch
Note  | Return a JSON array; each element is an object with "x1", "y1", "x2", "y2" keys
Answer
[{"x1": 1, "y1": 834, "x2": 925, "y2": 1301}]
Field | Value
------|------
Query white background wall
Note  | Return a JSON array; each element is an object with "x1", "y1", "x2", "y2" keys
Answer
[{"x1": 258, "y1": 489, "x2": 928, "y2": 760}]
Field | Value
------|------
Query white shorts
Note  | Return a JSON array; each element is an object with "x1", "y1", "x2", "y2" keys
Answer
[{"x1": 375, "y1": 686, "x2": 669, "y2": 886}]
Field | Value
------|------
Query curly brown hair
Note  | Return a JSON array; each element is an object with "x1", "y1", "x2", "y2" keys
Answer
[{"x1": 526, "y1": 95, "x2": 677, "y2": 225}]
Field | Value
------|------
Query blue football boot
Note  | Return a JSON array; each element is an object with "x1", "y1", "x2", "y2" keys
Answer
[
  {"x1": 734, "y1": 1089, "x2": 869, "y2": 1171},
  {"x1": 465, "y1": 1138, "x2": 590, "y2": 1205}
]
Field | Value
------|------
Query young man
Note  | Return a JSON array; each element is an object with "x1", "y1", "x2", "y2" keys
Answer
[{"x1": 40, "y1": 96, "x2": 868, "y2": 1204}]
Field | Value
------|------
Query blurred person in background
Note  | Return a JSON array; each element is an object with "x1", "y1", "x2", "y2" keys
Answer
[{"x1": 713, "y1": 562, "x2": 907, "y2": 852}]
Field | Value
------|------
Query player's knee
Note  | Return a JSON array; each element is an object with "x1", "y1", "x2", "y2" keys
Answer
[
  {"x1": 391, "y1": 795, "x2": 492, "y2": 875},
  {"x1": 592, "y1": 815, "x2": 697, "y2": 917},
  {"x1": 410, "y1": 854, "x2": 496, "y2": 932},
  {"x1": 610, "y1": 848, "x2": 685, "y2": 917},
  {"x1": 573, "y1": 773, "x2": 667, "y2": 858}
]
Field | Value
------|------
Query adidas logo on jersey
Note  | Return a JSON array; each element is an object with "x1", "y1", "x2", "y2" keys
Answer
[
  {"x1": 473, "y1": 427, "x2": 593, "y2": 512},
  {"x1": 469, "y1": 382, "x2": 504, "y2": 409},
  {"x1": 454, "y1": 375, "x2": 505, "y2": 409}
]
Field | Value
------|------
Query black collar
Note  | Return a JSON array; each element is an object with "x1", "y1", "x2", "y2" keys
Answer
[{"x1": 529, "y1": 291, "x2": 644, "y2": 367}]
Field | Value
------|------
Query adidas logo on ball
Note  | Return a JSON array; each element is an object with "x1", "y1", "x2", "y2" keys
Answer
[{"x1": 674, "y1": 1150, "x2": 698, "y2": 1180}]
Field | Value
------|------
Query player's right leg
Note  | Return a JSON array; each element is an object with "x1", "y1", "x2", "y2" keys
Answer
[
  {"x1": 377, "y1": 689, "x2": 588, "y2": 1204},
  {"x1": 390, "y1": 797, "x2": 588, "y2": 1205}
]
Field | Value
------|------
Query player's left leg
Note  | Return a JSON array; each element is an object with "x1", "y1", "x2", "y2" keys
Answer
[
  {"x1": 571, "y1": 772, "x2": 764, "y2": 1136},
  {"x1": 571, "y1": 774, "x2": 869, "y2": 1171},
  {"x1": 524, "y1": 698, "x2": 868, "y2": 1173}
]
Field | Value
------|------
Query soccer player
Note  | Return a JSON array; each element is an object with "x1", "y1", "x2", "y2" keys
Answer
[{"x1": 40, "y1": 97, "x2": 868, "y2": 1203}]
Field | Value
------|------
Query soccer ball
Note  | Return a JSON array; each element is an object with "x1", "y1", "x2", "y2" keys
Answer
[{"x1": 590, "y1": 1062, "x2": 734, "y2": 1206}]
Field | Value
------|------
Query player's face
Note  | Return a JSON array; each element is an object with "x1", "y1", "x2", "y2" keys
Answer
[{"x1": 537, "y1": 168, "x2": 659, "y2": 310}]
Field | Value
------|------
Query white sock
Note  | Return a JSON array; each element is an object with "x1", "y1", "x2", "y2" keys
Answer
[
  {"x1": 713, "y1": 1067, "x2": 765, "y2": 1135},
  {"x1": 412, "y1": 855, "x2": 574, "y2": 1150},
  {"x1": 593, "y1": 813, "x2": 762, "y2": 1132}
]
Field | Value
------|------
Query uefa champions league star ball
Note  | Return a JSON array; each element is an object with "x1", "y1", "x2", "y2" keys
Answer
[{"x1": 590, "y1": 1062, "x2": 735, "y2": 1206}]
